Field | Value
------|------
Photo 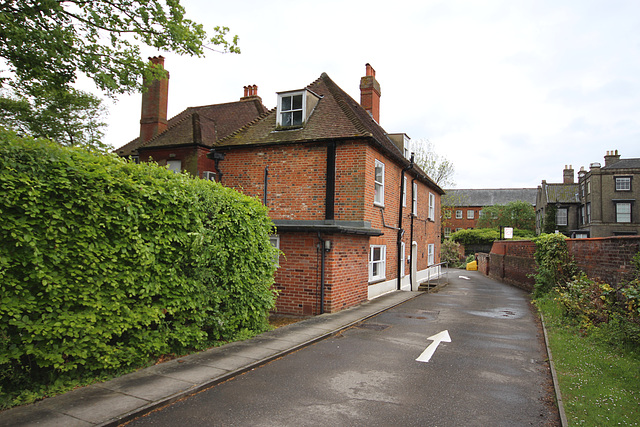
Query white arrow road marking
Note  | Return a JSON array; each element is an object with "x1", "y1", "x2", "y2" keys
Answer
[
  {"x1": 416, "y1": 330, "x2": 451, "y2": 363},
  {"x1": 459, "y1": 276, "x2": 470, "y2": 280}
]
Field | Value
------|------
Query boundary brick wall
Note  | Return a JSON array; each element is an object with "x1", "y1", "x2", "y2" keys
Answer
[{"x1": 480, "y1": 236, "x2": 640, "y2": 291}]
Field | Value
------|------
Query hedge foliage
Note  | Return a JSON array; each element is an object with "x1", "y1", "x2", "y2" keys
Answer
[
  {"x1": 0, "y1": 130, "x2": 278, "y2": 382},
  {"x1": 449, "y1": 227, "x2": 535, "y2": 246},
  {"x1": 532, "y1": 233, "x2": 576, "y2": 296}
]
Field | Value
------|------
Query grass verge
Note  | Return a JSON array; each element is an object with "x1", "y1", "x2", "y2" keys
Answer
[{"x1": 536, "y1": 295, "x2": 640, "y2": 426}]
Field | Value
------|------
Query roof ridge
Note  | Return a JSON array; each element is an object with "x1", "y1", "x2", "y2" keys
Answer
[{"x1": 315, "y1": 73, "x2": 372, "y2": 137}]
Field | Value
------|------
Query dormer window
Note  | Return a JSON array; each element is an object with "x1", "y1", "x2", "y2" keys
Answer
[
  {"x1": 280, "y1": 93, "x2": 303, "y2": 127},
  {"x1": 276, "y1": 89, "x2": 321, "y2": 129}
]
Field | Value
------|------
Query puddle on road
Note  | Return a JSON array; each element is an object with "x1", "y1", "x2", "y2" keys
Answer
[{"x1": 465, "y1": 307, "x2": 525, "y2": 319}]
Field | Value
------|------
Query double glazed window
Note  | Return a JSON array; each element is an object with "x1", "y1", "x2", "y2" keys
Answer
[
  {"x1": 374, "y1": 160, "x2": 385, "y2": 206},
  {"x1": 467, "y1": 210, "x2": 474, "y2": 219},
  {"x1": 369, "y1": 245, "x2": 386, "y2": 281}
]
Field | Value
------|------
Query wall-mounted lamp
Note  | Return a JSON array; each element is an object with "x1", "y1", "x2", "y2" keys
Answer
[{"x1": 324, "y1": 240, "x2": 332, "y2": 251}]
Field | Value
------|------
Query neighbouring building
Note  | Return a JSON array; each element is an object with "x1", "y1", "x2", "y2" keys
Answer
[
  {"x1": 574, "y1": 150, "x2": 640, "y2": 238},
  {"x1": 116, "y1": 61, "x2": 444, "y2": 316},
  {"x1": 443, "y1": 188, "x2": 537, "y2": 238},
  {"x1": 535, "y1": 165, "x2": 580, "y2": 236}
]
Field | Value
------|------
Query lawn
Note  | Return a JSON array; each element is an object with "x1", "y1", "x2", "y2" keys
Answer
[{"x1": 537, "y1": 296, "x2": 640, "y2": 426}]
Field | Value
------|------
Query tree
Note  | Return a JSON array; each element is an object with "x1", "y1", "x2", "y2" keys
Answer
[
  {"x1": 0, "y1": 87, "x2": 107, "y2": 149},
  {"x1": 412, "y1": 139, "x2": 455, "y2": 188},
  {"x1": 476, "y1": 200, "x2": 536, "y2": 232},
  {"x1": 0, "y1": 0, "x2": 239, "y2": 95},
  {"x1": 0, "y1": 0, "x2": 239, "y2": 148}
]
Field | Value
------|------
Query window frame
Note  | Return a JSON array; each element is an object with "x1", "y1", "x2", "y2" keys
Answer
[
  {"x1": 276, "y1": 90, "x2": 305, "y2": 128},
  {"x1": 444, "y1": 227, "x2": 451, "y2": 238},
  {"x1": 616, "y1": 202, "x2": 632, "y2": 223},
  {"x1": 427, "y1": 243, "x2": 435, "y2": 266},
  {"x1": 369, "y1": 245, "x2": 386, "y2": 282},
  {"x1": 412, "y1": 181, "x2": 418, "y2": 215},
  {"x1": 467, "y1": 210, "x2": 474, "y2": 220},
  {"x1": 166, "y1": 159, "x2": 182, "y2": 173},
  {"x1": 456, "y1": 210, "x2": 463, "y2": 219},
  {"x1": 374, "y1": 159, "x2": 385, "y2": 206},
  {"x1": 428, "y1": 192, "x2": 435, "y2": 221},
  {"x1": 400, "y1": 242, "x2": 406, "y2": 278},
  {"x1": 615, "y1": 176, "x2": 631, "y2": 192},
  {"x1": 556, "y1": 207, "x2": 568, "y2": 226},
  {"x1": 269, "y1": 235, "x2": 280, "y2": 267},
  {"x1": 402, "y1": 176, "x2": 407, "y2": 207}
]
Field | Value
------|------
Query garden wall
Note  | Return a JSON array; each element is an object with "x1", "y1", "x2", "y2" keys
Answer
[{"x1": 480, "y1": 236, "x2": 640, "y2": 291}]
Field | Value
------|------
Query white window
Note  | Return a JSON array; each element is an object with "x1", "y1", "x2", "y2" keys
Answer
[
  {"x1": 467, "y1": 210, "x2": 474, "y2": 219},
  {"x1": 369, "y1": 245, "x2": 386, "y2": 282},
  {"x1": 556, "y1": 208, "x2": 568, "y2": 226},
  {"x1": 167, "y1": 160, "x2": 181, "y2": 173},
  {"x1": 428, "y1": 243, "x2": 435, "y2": 266},
  {"x1": 444, "y1": 210, "x2": 451, "y2": 219},
  {"x1": 277, "y1": 91, "x2": 304, "y2": 127},
  {"x1": 269, "y1": 235, "x2": 280, "y2": 267},
  {"x1": 402, "y1": 176, "x2": 407, "y2": 207},
  {"x1": 444, "y1": 227, "x2": 451, "y2": 238},
  {"x1": 412, "y1": 182, "x2": 418, "y2": 215},
  {"x1": 400, "y1": 242, "x2": 406, "y2": 277},
  {"x1": 456, "y1": 210, "x2": 462, "y2": 219},
  {"x1": 428, "y1": 192, "x2": 435, "y2": 221},
  {"x1": 616, "y1": 202, "x2": 631, "y2": 223},
  {"x1": 616, "y1": 177, "x2": 631, "y2": 191},
  {"x1": 374, "y1": 160, "x2": 385, "y2": 206},
  {"x1": 587, "y1": 179, "x2": 591, "y2": 194}
]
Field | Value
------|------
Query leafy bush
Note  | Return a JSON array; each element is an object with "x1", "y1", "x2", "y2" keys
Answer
[
  {"x1": 0, "y1": 130, "x2": 277, "y2": 405},
  {"x1": 555, "y1": 273, "x2": 640, "y2": 347},
  {"x1": 532, "y1": 233, "x2": 576, "y2": 296},
  {"x1": 449, "y1": 227, "x2": 534, "y2": 246},
  {"x1": 440, "y1": 238, "x2": 464, "y2": 268}
]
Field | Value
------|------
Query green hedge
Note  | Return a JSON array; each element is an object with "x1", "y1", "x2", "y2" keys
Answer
[
  {"x1": 0, "y1": 129, "x2": 277, "y2": 380},
  {"x1": 449, "y1": 227, "x2": 535, "y2": 246}
]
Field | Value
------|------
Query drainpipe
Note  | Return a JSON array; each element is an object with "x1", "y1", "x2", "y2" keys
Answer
[
  {"x1": 410, "y1": 177, "x2": 416, "y2": 291},
  {"x1": 317, "y1": 233, "x2": 330, "y2": 314},
  {"x1": 397, "y1": 153, "x2": 414, "y2": 291},
  {"x1": 263, "y1": 166, "x2": 269, "y2": 206}
]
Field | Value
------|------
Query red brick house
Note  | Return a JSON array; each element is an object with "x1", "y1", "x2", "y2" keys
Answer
[{"x1": 117, "y1": 61, "x2": 444, "y2": 316}]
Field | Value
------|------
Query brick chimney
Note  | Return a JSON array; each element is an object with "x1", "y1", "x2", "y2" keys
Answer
[
  {"x1": 360, "y1": 63, "x2": 381, "y2": 123},
  {"x1": 241, "y1": 84, "x2": 261, "y2": 102},
  {"x1": 563, "y1": 165, "x2": 574, "y2": 184},
  {"x1": 140, "y1": 56, "x2": 169, "y2": 142},
  {"x1": 604, "y1": 149, "x2": 621, "y2": 167}
]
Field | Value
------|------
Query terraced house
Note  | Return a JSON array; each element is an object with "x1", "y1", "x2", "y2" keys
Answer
[{"x1": 117, "y1": 61, "x2": 444, "y2": 316}]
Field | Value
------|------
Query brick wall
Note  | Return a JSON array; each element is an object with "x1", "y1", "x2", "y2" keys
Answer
[
  {"x1": 140, "y1": 146, "x2": 213, "y2": 177},
  {"x1": 568, "y1": 236, "x2": 640, "y2": 285},
  {"x1": 481, "y1": 236, "x2": 640, "y2": 291}
]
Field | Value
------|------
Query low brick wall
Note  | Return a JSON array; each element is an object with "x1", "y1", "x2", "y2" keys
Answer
[
  {"x1": 479, "y1": 236, "x2": 640, "y2": 291},
  {"x1": 568, "y1": 236, "x2": 640, "y2": 285}
]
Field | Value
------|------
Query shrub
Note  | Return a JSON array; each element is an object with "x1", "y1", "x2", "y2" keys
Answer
[
  {"x1": 0, "y1": 130, "x2": 278, "y2": 403},
  {"x1": 440, "y1": 238, "x2": 463, "y2": 268},
  {"x1": 533, "y1": 233, "x2": 576, "y2": 296},
  {"x1": 449, "y1": 227, "x2": 535, "y2": 246}
]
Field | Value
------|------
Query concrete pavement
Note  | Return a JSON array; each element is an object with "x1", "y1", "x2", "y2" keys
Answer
[{"x1": 0, "y1": 290, "x2": 424, "y2": 427}]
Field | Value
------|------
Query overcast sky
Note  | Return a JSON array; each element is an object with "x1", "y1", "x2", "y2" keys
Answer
[{"x1": 104, "y1": 0, "x2": 640, "y2": 190}]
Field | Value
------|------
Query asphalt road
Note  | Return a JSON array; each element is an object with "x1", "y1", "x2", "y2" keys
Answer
[{"x1": 125, "y1": 271, "x2": 559, "y2": 426}]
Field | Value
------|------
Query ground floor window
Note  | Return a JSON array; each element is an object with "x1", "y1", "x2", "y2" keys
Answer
[
  {"x1": 369, "y1": 245, "x2": 386, "y2": 282},
  {"x1": 428, "y1": 243, "x2": 435, "y2": 266},
  {"x1": 269, "y1": 235, "x2": 280, "y2": 267},
  {"x1": 400, "y1": 242, "x2": 405, "y2": 277}
]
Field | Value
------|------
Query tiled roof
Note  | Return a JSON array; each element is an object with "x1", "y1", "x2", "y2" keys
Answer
[
  {"x1": 115, "y1": 98, "x2": 268, "y2": 156},
  {"x1": 444, "y1": 188, "x2": 537, "y2": 207},
  {"x1": 215, "y1": 73, "x2": 444, "y2": 194},
  {"x1": 543, "y1": 183, "x2": 579, "y2": 204},
  {"x1": 602, "y1": 158, "x2": 640, "y2": 170}
]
